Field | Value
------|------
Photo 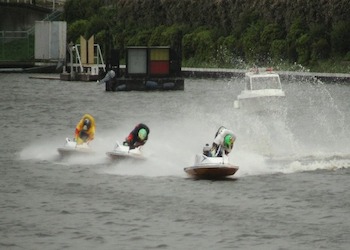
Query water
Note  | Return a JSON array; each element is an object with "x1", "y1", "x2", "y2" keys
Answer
[{"x1": 1, "y1": 73, "x2": 350, "y2": 250}]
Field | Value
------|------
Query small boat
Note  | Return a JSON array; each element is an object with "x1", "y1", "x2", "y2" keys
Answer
[
  {"x1": 234, "y1": 67, "x2": 285, "y2": 112},
  {"x1": 106, "y1": 141, "x2": 145, "y2": 160},
  {"x1": 184, "y1": 154, "x2": 239, "y2": 180},
  {"x1": 57, "y1": 138, "x2": 93, "y2": 157}
]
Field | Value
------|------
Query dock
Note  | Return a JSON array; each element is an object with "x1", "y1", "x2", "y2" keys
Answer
[{"x1": 2, "y1": 67, "x2": 350, "y2": 85}]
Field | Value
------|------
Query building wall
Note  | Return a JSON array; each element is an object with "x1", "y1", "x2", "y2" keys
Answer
[{"x1": 0, "y1": 6, "x2": 49, "y2": 31}]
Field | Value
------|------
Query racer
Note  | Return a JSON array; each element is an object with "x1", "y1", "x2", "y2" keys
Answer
[
  {"x1": 209, "y1": 126, "x2": 236, "y2": 157},
  {"x1": 123, "y1": 123, "x2": 150, "y2": 150},
  {"x1": 74, "y1": 114, "x2": 96, "y2": 145}
]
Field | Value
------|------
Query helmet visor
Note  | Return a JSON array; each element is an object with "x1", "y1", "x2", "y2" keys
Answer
[{"x1": 138, "y1": 128, "x2": 147, "y2": 140}]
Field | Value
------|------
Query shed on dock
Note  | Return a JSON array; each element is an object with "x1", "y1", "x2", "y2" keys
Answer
[{"x1": 105, "y1": 46, "x2": 184, "y2": 91}]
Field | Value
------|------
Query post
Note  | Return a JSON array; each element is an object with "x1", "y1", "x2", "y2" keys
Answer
[{"x1": 69, "y1": 42, "x2": 75, "y2": 80}]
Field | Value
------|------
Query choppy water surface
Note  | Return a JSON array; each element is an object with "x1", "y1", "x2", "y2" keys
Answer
[{"x1": 1, "y1": 73, "x2": 349, "y2": 250}]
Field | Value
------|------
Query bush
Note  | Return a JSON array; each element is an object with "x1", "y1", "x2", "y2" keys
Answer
[
  {"x1": 331, "y1": 21, "x2": 350, "y2": 56},
  {"x1": 270, "y1": 39, "x2": 288, "y2": 62},
  {"x1": 310, "y1": 38, "x2": 329, "y2": 62},
  {"x1": 296, "y1": 34, "x2": 310, "y2": 65},
  {"x1": 67, "y1": 19, "x2": 89, "y2": 43}
]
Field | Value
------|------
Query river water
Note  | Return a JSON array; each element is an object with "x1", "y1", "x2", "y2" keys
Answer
[{"x1": 1, "y1": 73, "x2": 349, "y2": 250}]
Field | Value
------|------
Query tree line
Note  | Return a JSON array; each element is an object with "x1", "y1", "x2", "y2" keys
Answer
[{"x1": 63, "y1": 0, "x2": 350, "y2": 70}]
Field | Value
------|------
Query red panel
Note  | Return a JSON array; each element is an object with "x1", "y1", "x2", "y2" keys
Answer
[{"x1": 149, "y1": 61, "x2": 169, "y2": 75}]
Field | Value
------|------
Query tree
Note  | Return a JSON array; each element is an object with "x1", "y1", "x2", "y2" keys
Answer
[{"x1": 331, "y1": 21, "x2": 350, "y2": 57}]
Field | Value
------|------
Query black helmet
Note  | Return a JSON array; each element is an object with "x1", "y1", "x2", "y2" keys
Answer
[{"x1": 83, "y1": 119, "x2": 91, "y2": 131}]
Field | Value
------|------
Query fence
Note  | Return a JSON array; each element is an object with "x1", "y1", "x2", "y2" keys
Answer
[
  {"x1": 0, "y1": 1, "x2": 63, "y2": 62},
  {"x1": 0, "y1": 30, "x2": 34, "y2": 61}
]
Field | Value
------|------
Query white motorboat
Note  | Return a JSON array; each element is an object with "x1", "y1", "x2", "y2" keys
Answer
[
  {"x1": 106, "y1": 141, "x2": 145, "y2": 160},
  {"x1": 184, "y1": 154, "x2": 239, "y2": 180},
  {"x1": 57, "y1": 137, "x2": 93, "y2": 157},
  {"x1": 234, "y1": 68, "x2": 285, "y2": 112}
]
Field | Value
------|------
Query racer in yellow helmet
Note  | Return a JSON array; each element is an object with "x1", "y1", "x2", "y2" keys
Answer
[{"x1": 75, "y1": 114, "x2": 96, "y2": 145}]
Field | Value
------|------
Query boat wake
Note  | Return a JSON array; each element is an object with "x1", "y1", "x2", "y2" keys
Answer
[{"x1": 265, "y1": 152, "x2": 350, "y2": 173}]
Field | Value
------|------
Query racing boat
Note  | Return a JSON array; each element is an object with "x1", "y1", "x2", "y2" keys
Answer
[
  {"x1": 57, "y1": 137, "x2": 93, "y2": 157},
  {"x1": 184, "y1": 154, "x2": 239, "y2": 180},
  {"x1": 106, "y1": 141, "x2": 145, "y2": 160}
]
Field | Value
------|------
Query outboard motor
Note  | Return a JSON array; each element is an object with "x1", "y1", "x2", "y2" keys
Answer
[
  {"x1": 203, "y1": 143, "x2": 211, "y2": 156},
  {"x1": 97, "y1": 70, "x2": 116, "y2": 84}
]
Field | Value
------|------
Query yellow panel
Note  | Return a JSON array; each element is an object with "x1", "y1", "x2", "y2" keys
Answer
[
  {"x1": 150, "y1": 48, "x2": 169, "y2": 61},
  {"x1": 88, "y1": 35, "x2": 94, "y2": 64},
  {"x1": 80, "y1": 36, "x2": 87, "y2": 64}
]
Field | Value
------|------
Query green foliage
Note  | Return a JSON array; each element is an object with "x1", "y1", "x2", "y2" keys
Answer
[
  {"x1": 261, "y1": 24, "x2": 285, "y2": 59},
  {"x1": 67, "y1": 19, "x2": 89, "y2": 43},
  {"x1": 161, "y1": 25, "x2": 188, "y2": 47},
  {"x1": 310, "y1": 38, "x2": 329, "y2": 62},
  {"x1": 296, "y1": 34, "x2": 311, "y2": 65},
  {"x1": 286, "y1": 18, "x2": 307, "y2": 62},
  {"x1": 148, "y1": 26, "x2": 166, "y2": 46},
  {"x1": 182, "y1": 27, "x2": 217, "y2": 62},
  {"x1": 331, "y1": 21, "x2": 350, "y2": 57},
  {"x1": 241, "y1": 20, "x2": 266, "y2": 63},
  {"x1": 270, "y1": 39, "x2": 288, "y2": 62},
  {"x1": 64, "y1": 0, "x2": 105, "y2": 23},
  {"x1": 215, "y1": 35, "x2": 238, "y2": 66},
  {"x1": 344, "y1": 52, "x2": 350, "y2": 61},
  {"x1": 127, "y1": 30, "x2": 152, "y2": 46},
  {"x1": 182, "y1": 32, "x2": 196, "y2": 60},
  {"x1": 194, "y1": 29, "x2": 215, "y2": 61},
  {"x1": 86, "y1": 15, "x2": 107, "y2": 40},
  {"x1": 234, "y1": 10, "x2": 260, "y2": 36},
  {"x1": 61, "y1": 0, "x2": 350, "y2": 71},
  {"x1": 307, "y1": 23, "x2": 330, "y2": 62}
]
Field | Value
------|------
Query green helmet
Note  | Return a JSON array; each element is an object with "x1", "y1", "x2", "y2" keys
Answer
[
  {"x1": 138, "y1": 128, "x2": 147, "y2": 140},
  {"x1": 224, "y1": 135, "x2": 234, "y2": 149}
]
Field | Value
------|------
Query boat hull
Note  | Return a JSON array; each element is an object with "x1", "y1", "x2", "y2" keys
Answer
[
  {"x1": 185, "y1": 154, "x2": 239, "y2": 179},
  {"x1": 106, "y1": 141, "x2": 144, "y2": 161},
  {"x1": 184, "y1": 165, "x2": 239, "y2": 179},
  {"x1": 57, "y1": 147, "x2": 93, "y2": 156},
  {"x1": 57, "y1": 138, "x2": 93, "y2": 157},
  {"x1": 106, "y1": 151, "x2": 145, "y2": 160}
]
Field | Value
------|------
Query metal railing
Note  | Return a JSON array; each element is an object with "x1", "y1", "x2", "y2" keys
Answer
[
  {"x1": 69, "y1": 44, "x2": 106, "y2": 74},
  {"x1": 0, "y1": 0, "x2": 65, "y2": 11}
]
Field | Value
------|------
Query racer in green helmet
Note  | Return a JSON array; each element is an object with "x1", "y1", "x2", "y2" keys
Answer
[
  {"x1": 209, "y1": 126, "x2": 236, "y2": 157},
  {"x1": 123, "y1": 123, "x2": 150, "y2": 150}
]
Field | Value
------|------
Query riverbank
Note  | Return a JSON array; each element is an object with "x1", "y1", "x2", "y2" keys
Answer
[{"x1": 181, "y1": 67, "x2": 350, "y2": 83}]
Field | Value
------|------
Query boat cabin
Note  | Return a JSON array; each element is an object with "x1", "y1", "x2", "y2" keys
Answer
[
  {"x1": 234, "y1": 68, "x2": 285, "y2": 110},
  {"x1": 238, "y1": 68, "x2": 285, "y2": 100}
]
